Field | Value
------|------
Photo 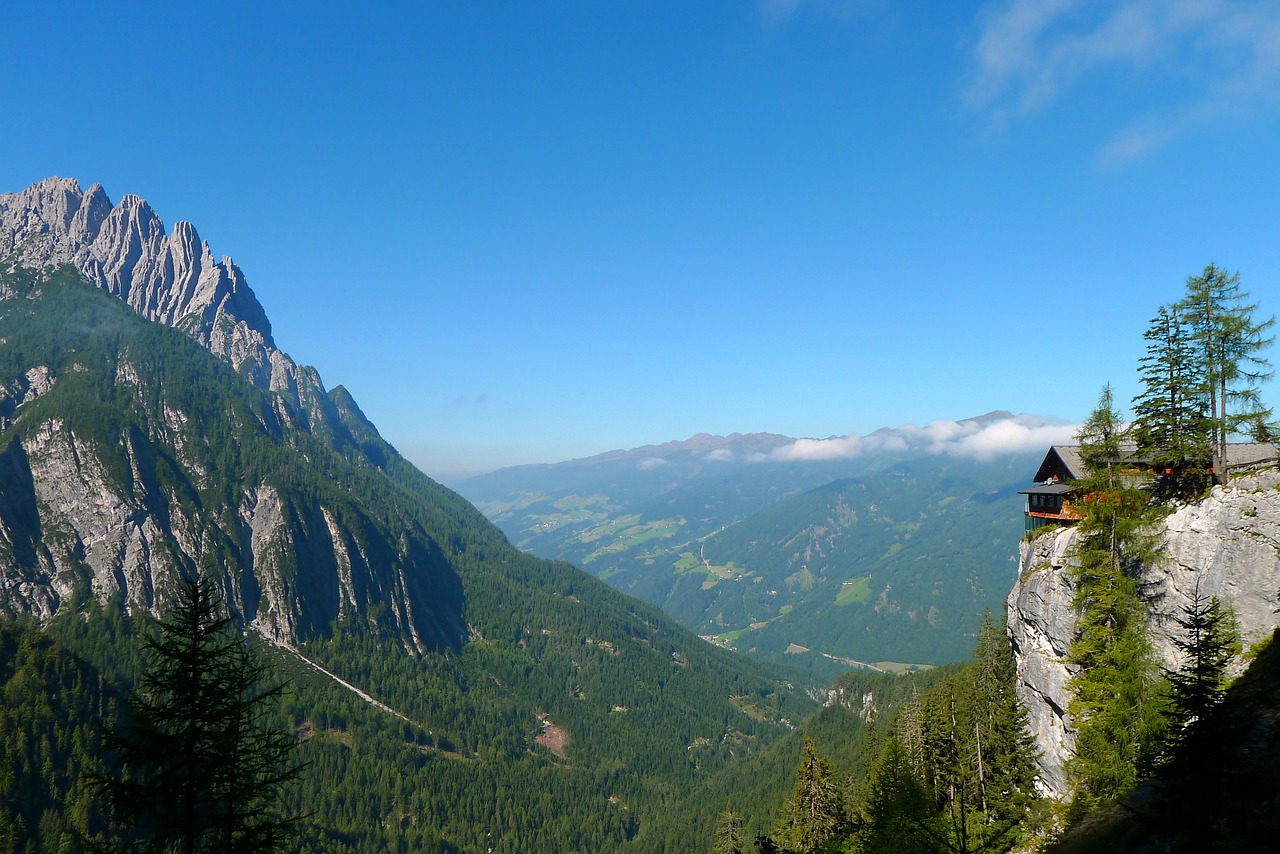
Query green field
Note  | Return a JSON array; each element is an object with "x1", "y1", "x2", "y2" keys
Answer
[{"x1": 834, "y1": 576, "x2": 872, "y2": 606}]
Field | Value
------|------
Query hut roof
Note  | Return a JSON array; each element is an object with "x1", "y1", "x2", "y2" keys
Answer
[{"x1": 1030, "y1": 442, "x2": 1277, "y2": 484}]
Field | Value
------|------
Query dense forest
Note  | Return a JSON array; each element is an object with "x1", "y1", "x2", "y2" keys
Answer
[{"x1": 0, "y1": 266, "x2": 814, "y2": 851}]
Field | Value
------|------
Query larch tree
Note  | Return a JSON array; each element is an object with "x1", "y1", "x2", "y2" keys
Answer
[
  {"x1": 1065, "y1": 386, "x2": 1166, "y2": 818},
  {"x1": 1176, "y1": 264, "x2": 1275, "y2": 484}
]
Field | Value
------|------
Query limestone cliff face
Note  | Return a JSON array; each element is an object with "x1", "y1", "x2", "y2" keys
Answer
[
  {"x1": 1008, "y1": 469, "x2": 1280, "y2": 798},
  {"x1": 0, "y1": 191, "x2": 470, "y2": 651},
  {"x1": 0, "y1": 352, "x2": 464, "y2": 652},
  {"x1": 0, "y1": 177, "x2": 336, "y2": 430}
]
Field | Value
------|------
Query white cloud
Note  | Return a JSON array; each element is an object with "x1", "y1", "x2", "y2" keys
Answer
[
  {"x1": 637, "y1": 457, "x2": 668, "y2": 470},
  {"x1": 963, "y1": 0, "x2": 1280, "y2": 159},
  {"x1": 773, "y1": 434, "x2": 865, "y2": 461},
  {"x1": 705, "y1": 448, "x2": 735, "y2": 462},
  {"x1": 770, "y1": 414, "x2": 1079, "y2": 462}
]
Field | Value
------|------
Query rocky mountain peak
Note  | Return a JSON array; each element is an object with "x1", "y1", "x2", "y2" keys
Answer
[{"x1": 0, "y1": 178, "x2": 351, "y2": 427}]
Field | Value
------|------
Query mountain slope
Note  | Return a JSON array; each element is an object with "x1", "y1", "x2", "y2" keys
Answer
[
  {"x1": 461, "y1": 438, "x2": 1036, "y2": 677},
  {"x1": 0, "y1": 177, "x2": 354, "y2": 444},
  {"x1": 0, "y1": 262, "x2": 468, "y2": 649}
]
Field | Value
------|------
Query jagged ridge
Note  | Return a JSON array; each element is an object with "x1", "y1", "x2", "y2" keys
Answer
[{"x1": 0, "y1": 177, "x2": 352, "y2": 438}]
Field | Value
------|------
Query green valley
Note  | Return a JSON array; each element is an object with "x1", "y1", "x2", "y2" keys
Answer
[{"x1": 460, "y1": 437, "x2": 1037, "y2": 680}]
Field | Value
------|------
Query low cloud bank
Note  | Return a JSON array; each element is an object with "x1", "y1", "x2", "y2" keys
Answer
[{"x1": 770, "y1": 414, "x2": 1079, "y2": 462}]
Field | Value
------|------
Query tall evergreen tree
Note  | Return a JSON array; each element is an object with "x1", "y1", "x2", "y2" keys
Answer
[
  {"x1": 1065, "y1": 387, "x2": 1166, "y2": 817},
  {"x1": 967, "y1": 613, "x2": 1040, "y2": 833},
  {"x1": 1074, "y1": 385, "x2": 1155, "y2": 577},
  {"x1": 771, "y1": 737, "x2": 845, "y2": 854},
  {"x1": 712, "y1": 805, "x2": 744, "y2": 854},
  {"x1": 854, "y1": 736, "x2": 937, "y2": 854},
  {"x1": 1177, "y1": 264, "x2": 1275, "y2": 484},
  {"x1": 1151, "y1": 585, "x2": 1242, "y2": 850},
  {"x1": 910, "y1": 615, "x2": 1040, "y2": 854},
  {"x1": 1130, "y1": 304, "x2": 1212, "y2": 496},
  {"x1": 1162, "y1": 585, "x2": 1238, "y2": 753},
  {"x1": 98, "y1": 574, "x2": 300, "y2": 852}
]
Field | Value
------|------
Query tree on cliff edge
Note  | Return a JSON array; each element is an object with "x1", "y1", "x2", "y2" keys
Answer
[
  {"x1": 1131, "y1": 303, "x2": 1212, "y2": 496},
  {"x1": 1065, "y1": 387, "x2": 1166, "y2": 818},
  {"x1": 1176, "y1": 264, "x2": 1274, "y2": 484}
]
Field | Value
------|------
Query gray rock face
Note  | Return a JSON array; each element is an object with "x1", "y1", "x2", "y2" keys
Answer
[
  {"x1": 0, "y1": 177, "x2": 325, "y2": 424},
  {"x1": 0, "y1": 365, "x2": 460, "y2": 650},
  {"x1": 1008, "y1": 470, "x2": 1280, "y2": 799},
  {"x1": 0, "y1": 366, "x2": 57, "y2": 429},
  {"x1": 0, "y1": 179, "x2": 465, "y2": 650}
]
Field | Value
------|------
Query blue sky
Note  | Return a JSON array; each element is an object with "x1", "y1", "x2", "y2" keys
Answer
[{"x1": 4, "y1": 1, "x2": 1279, "y2": 480}]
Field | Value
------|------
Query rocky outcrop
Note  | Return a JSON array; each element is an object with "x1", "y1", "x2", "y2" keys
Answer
[
  {"x1": 0, "y1": 198, "x2": 468, "y2": 651},
  {"x1": 0, "y1": 375, "x2": 463, "y2": 651},
  {"x1": 1008, "y1": 469, "x2": 1280, "y2": 799},
  {"x1": 0, "y1": 178, "x2": 334, "y2": 430}
]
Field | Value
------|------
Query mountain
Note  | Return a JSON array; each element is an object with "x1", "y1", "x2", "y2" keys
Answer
[
  {"x1": 0, "y1": 176, "x2": 352, "y2": 440},
  {"x1": 458, "y1": 426, "x2": 1042, "y2": 679},
  {"x1": 0, "y1": 261, "x2": 466, "y2": 648},
  {"x1": 0, "y1": 178, "x2": 812, "y2": 851}
]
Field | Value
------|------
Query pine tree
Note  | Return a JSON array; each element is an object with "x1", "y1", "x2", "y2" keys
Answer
[
  {"x1": 1065, "y1": 387, "x2": 1167, "y2": 817},
  {"x1": 1177, "y1": 264, "x2": 1275, "y2": 484},
  {"x1": 1163, "y1": 585, "x2": 1238, "y2": 753},
  {"x1": 771, "y1": 737, "x2": 845, "y2": 854},
  {"x1": 712, "y1": 805, "x2": 744, "y2": 854},
  {"x1": 1130, "y1": 304, "x2": 1211, "y2": 496},
  {"x1": 99, "y1": 574, "x2": 300, "y2": 852}
]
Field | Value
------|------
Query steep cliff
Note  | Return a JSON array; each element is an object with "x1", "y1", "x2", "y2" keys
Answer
[
  {"x1": 0, "y1": 263, "x2": 472, "y2": 649},
  {"x1": 1008, "y1": 468, "x2": 1280, "y2": 798}
]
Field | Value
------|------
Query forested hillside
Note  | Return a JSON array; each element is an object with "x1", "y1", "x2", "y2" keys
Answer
[
  {"x1": 462, "y1": 439, "x2": 1034, "y2": 679},
  {"x1": 0, "y1": 265, "x2": 812, "y2": 851}
]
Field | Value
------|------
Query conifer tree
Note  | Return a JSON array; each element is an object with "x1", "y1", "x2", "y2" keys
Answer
[
  {"x1": 908, "y1": 615, "x2": 1040, "y2": 854},
  {"x1": 99, "y1": 574, "x2": 300, "y2": 852},
  {"x1": 1163, "y1": 585, "x2": 1238, "y2": 755},
  {"x1": 771, "y1": 737, "x2": 845, "y2": 854},
  {"x1": 1156, "y1": 585, "x2": 1242, "y2": 849},
  {"x1": 1130, "y1": 304, "x2": 1211, "y2": 496},
  {"x1": 1065, "y1": 387, "x2": 1166, "y2": 817},
  {"x1": 1177, "y1": 264, "x2": 1275, "y2": 484},
  {"x1": 854, "y1": 736, "x2": 936, "y2": 854},
  {"x1": 712, "y1": 805, "x2": 744, "y2": 854}
]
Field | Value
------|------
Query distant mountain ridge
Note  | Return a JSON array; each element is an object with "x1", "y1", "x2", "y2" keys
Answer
[
  {"x1": 458, "y1": 418, "x2": 1046, "y2": 677},
  {"x1": 561, "y1": 431, "x2": 796, "y2": 463}
]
